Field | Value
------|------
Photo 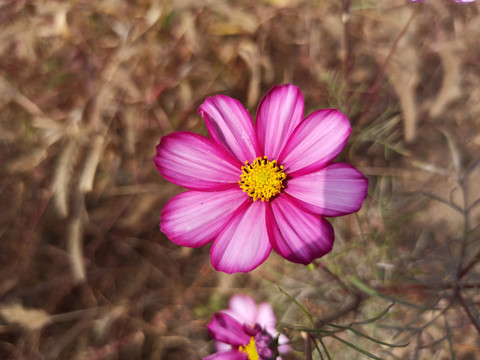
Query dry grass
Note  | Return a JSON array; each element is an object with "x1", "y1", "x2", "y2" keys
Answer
[{"x1": 1, "y1": 0, "x2": 480, "y2": 359}]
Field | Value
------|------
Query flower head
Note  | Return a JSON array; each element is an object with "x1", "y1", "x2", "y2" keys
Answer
[
  {"x1": 204, "y1": 295, "x2": 289, "y2": 360},
  {"x1": 155, "y1": 84, "x2": 368, "y2": 273}
]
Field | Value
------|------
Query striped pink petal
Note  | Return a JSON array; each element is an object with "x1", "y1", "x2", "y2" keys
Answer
[
  {"x1": 207, "y1": 313, "x2": 251, "y2": 346},
  {"x1": 155, "y1": 132, "x2": 242, "y2": 191},
  {"x1": 256, "y1": 84, "x2": 304, "y2": 159},
  {"x1": 267, "y1": 195, "x2": 334, "y2": 265},
  {"x1": 285, "y1": 163, "x2": 368, "y2": 217},
  {"x1": 199, "y1": 95, "x2": 260, "y2": 163},
  {"x1": 279, "y1": 109, "x2": 351, "y2": 176},
  {"x1": 160, "y1": 189, "x2": 247, "y2": 247},
  {"x1": 211, "y1": 201, "x2": 271, "y2": 273}
]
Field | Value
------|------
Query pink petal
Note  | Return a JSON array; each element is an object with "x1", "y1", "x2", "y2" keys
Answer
[
  {"x1": 267, "y1": 195, "x2": 334, "y2": 265},
  {"x1": 279, "y1": 109, "x2": 351, "y2": 176},
  {"x1": 256, "y1": 302, "x2": 277, "y2": 331},
  {"x1": 215, "y1": 342, "x2": 232, "y2": 352},
  {"x1": 278, "y1": 334, "x2": 290, "y2": 354},
  {"x1": 203, "y1": 350, "x2": 247, "y2": 360},
  {"x1": 285, "y1": 163, "x2": 368, "y2": 217},
  {"x1": 256, "y1": 85, "x2": 304, "y2": 159},
  {"x1": 161, "y1": 189, "x2": 247, "y2": 247},
  {"x1": 199, "y1": 95, "x2": 260, "y2": 163},
  {"x1": 224, "y1": 295, "x2": 258, "y2": 325},
  {"x1": 207, "y1": 313, "x2": 251, "y2": 347},
  {"x1": 210, "y1": 201, "x2": 272, "y2": 273},
  {"x1": 155, "y1": 132, "x2": 242, "y2": 191}
]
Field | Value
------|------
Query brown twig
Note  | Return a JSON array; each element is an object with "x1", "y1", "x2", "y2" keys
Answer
[{"x1": 456, "y1": 291, "x2": 480, "y2": 336}]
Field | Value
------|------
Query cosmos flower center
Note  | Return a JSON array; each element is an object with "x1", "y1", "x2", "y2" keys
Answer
[
  {"x1": 239, "y1": 156, "x2": 287, "y2": 202},
  {"x1": 239, "y1": 337, "x2": 259, "y2": 360}
]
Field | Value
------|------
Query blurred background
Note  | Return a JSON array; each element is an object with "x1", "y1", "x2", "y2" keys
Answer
[{"x1": 1, "y1": 0, "x2": 480, "y2": 359}]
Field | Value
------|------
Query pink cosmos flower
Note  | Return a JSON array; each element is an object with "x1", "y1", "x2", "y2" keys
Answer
[
  {"x1": 155, "y1": 84, "x2": 368, "y2": 273},
  {"x1": 204, "y1": 295, "x2": 289, "y2": 360}
]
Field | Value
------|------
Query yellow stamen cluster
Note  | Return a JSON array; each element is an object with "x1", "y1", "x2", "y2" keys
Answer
[
  {"x1": 239, "y1": 337, "x2": 259, "y2": 360},
  {"x1": 239, "y1": 156, "x2": 286, "y2": 202}
]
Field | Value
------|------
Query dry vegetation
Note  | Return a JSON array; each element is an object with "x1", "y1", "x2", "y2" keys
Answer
[{"x1": 1, "y1": 0, "x2": 480, "y2": 359}]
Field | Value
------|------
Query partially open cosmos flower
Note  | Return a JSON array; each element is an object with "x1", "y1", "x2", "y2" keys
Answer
[
  {"x1": 155, "y1": 84, "x2": 368, "y2": 273},
  {"x1": 204, "y1": 294, "x2": 289, "y2": 360}
]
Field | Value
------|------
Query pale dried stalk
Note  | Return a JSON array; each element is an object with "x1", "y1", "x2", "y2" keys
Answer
[
  {"x1": 79, "y1": 134, "x2": 104, "y2": 193},
  {"x1": 53, "y1": 140, "x2": 79, "y2": 218},
  {"x1": 0, "y1": 75, "x2": 49, "y2": 119},
  {"x1": 93, "y1": 305, "x2": 128, "y2": 338},
  {"x1": 67, "y1": 215, "x2": 86, "y2": 283},
  {"x1": 239, "y1": 41, "x2": 261, "y2": 109},
  {"x1": 429, "y1": 44, "x2": 462, "y2": 118},
  {"x1": 0, "y1": 302, "x2": 51, "y2": 331},
  {"x1": 6, "y1": 148, "x2": 48, "y2": 174},
  {"x1": 33, "y1": 115, "x2": 69, "y2": 146},
  {"x1": 362, "y1": 5, "x2": 420, "y2": 142},
  {"x1": 388, "y1": 36, "x2": 419, "y2": 142},
  {"x1": 399, "y1": 70, "x2": 419, "y2": 143},
  {"x1": 67, "y1": 191, "x2": 86, "y2": 284},
  {"x1": 122, "y1": 108, "x2": 136, "y2": 155}
]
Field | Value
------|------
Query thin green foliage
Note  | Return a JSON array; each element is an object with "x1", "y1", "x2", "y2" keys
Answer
[
  {"x1": 278, "y1": 287, "x2": 408, "y2": 359},
  {"x1": 328, "y1": 334, "x2": 384, "y2": 360},
  {"x1": 277, "y1": 286, "x2": 315, "y2": 327}
]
